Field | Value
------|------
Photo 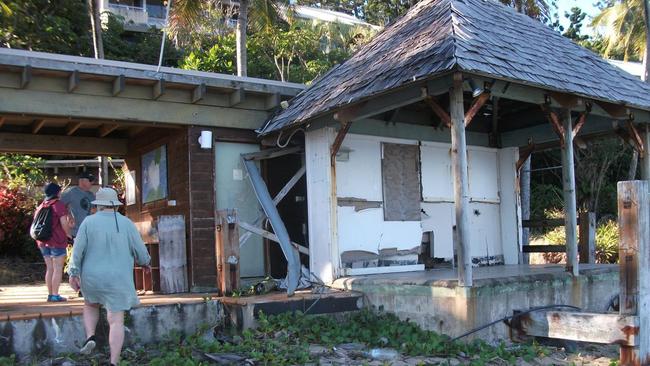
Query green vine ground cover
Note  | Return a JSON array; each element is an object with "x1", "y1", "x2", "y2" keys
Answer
[{"x1": 1, "y1": 310, "x2": 554, "y2": 366}]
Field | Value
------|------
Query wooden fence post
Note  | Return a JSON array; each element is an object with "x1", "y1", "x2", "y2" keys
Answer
[
  {"x1": 578, "y1": 212, "x2": 596, "y2": 264},
  {"x1": 617, "y1": 181, "x2": 649, "y2": 365},
  {"x1": 215, "y1": 209, "x2": 240, "y2": 295}
]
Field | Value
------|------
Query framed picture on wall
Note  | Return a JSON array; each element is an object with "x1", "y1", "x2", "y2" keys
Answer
[{"x1": 141, "y1": 145, "x2": 168, "y2": 204}]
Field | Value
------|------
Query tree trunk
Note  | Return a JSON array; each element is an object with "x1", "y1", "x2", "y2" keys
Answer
[
  {"x1": 236, "y1": 0, "x2": 248, "y2": 77},
  {"x1": 638, "y1": 0, "x2": 650, "y2": 118},
  {"x1": 88, "y1": 0, "x2": 104, "y2": 59}
]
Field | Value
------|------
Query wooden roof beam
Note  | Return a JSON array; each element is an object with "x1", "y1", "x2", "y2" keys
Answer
[
  {"x1": 21, "y1": 65, "x2": 32, "y2": 89},
  {"x1": 128, "y1": 126, "x2": 146, "y2": 138},
  {"x1": 152, "y1": 79, "x2": 165, "y2": 100},
  {"x1": 594, "y1": 100, "x2": 628, "y2": 119},
  {"x1": 192, "y1": 83, "x2": 206, "y2": 104},
  {"x1": 112, "y1": 75, "x2": 125, "y2": 96},
  {"x1": 423, "y1": 95, "x2": 451, "y2": 128},
  {"x1": 98, "y1": 124, "x2": 119, "y2": 137},
  {"x1": 65, "y1": 121, "x2": 83, "y2": 136},
  {"x1": 31, "y1": 119, "x2": 46, "y2": 134},
  {"x1": 0, "y1": 132, "x2": 127, "y2": 156},
  {"x1": 627, "y1": 120, "x2": 645, "y2": 155},
  {"x1": 540, "y1": 104, "x2": 565, "y2": 147},
  {"x1": 572, "y1": 104, "x2": 591, "y2": 138},
  {"x1": 464, "y1": 92, "x2": 491, "y2": 127},
  {"x1": 68, "y1": 70, "x2": 80, "y2": 93}
]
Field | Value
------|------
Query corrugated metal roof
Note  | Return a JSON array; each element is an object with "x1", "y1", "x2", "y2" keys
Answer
[{"x1": 259, "y1": 0, "x2": 650, "y2": 135}]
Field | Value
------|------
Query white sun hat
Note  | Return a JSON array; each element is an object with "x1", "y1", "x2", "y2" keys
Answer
[{"x1": 91, "y1": 187, "x2": 122, "y2": 207}]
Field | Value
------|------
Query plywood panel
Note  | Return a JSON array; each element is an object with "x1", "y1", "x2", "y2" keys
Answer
[
  {"x1": 214, "y1": 142, "x2": 264, "y2": 278},
  {"x1": 381, "y1": 143, "x2": 421, "y2": 221},
  {"x1": 158, "y1": 215, "x2": 188, "y2": 294}
]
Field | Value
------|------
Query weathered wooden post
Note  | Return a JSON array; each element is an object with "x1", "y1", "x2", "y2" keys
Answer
[
  {"x1": 215, "y1": 209, "x2": 240, "y2": 295},
  {"x1": 449, "y1": 73, "x2": 472, "y2": 287},
  {"x1": 561, "y1": 109, "x2": 579, "y2": 276},
  {"x1": 578, "y1": 212, "x2": 596, "y2": 264},
  {"x1": 617, "y1": 181, "x2": 649, "y2": 365}
]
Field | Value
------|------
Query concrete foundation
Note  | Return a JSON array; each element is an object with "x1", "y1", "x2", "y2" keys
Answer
[
  {"x1": 1, "y1": 300, "x2": 223, "y2": 363},
  {"x1": 332, "y1": 264, "x2": 619, "y2": 343}
]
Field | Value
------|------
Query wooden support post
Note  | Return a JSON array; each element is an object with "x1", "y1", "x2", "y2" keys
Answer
[
  {"x1": 153, "y1": 79, "x2": 165, "y2": 100},
  {"x1": 0, "y1": 116, "x2": 5, "y2": 129},
  {"x1": 423, "y1": 95, "x2": 451, "y2": 128},
  {"x1": 31, "y1": 119, "x2": 45, "y2": 134},
  {"x1": 330, "y1": 121, "x2": 352, "y2": 164},
  {"x1": 578, "y1": 212, "x2": 595, "y2": 264},
  {"x1": 215, "y1": 209, "x2": 240, "y2": 295},
  {"x1": 65, "y1": 121, "x2": 82, "y2": 136},
  {"x1": 229, "y1": 88, "x2": 245, "y2": 106},
  {"x1": 450, "y1": 73, "x2": 472, "y2": 287},
  {"x1": 68, "y1": 70, "x2": 80, "y2": 93},
  {"x1": 191, "y1": 83, "x2": 206, "y2": 104},
  {"x1": 266, "y1": 93, "x2": 280, "y2": 110},
  {"x1": 99, "y1": 156, "x2": 109, "y2": 187},
  {"x1": 112, "y1": 75, "x2": 125, "y2": 96},
  {"x1": 21, "y1": 65, "x2": 31, "y2": 89},
  {"x1": 464, "y1": 92, "x2": 491, "y2": 127},
  {"x1": 98, "y1": 124, "x2": 119, "y2": 138},
  {"x1": 617, "y1": 180, "x2": 650, "y2": 366},
  {"x1": 642, "y1": 125, "x2": 650, "y2": 181},
  {"x1": 561, "y1": 109, "x2": 579, "y2": 276}
]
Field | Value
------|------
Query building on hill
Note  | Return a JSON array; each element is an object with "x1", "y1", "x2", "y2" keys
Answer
[{"x1": 101, "y1": 0, "x2": 378, "y2": 33}]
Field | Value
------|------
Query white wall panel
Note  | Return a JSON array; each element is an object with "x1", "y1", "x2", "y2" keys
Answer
[
  {"x1": 421, "y1": 143, "x2": 453, "y2": 202},
  {"x1": 420, "y1": 202, "x2": 454, "y2": 259},
  {"x1": 337, "y1": 206, "x2": 422, "y2": 254},
  {"x1": 335, "y1": 135, "x2": 382, "y2": 201},
  {"x1": 468, "y1": 148, "x2": 499, "y2": 202}
]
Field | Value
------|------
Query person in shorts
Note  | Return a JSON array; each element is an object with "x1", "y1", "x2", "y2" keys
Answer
[
  {"x1": 35, "y1": 183, "x2": 72, "y2": 302},
  {"x1": 68, "y1": 187, "x2": 151, "y2": 366}
]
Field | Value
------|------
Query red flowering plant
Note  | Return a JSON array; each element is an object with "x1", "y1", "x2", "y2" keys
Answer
[{"x1": 0, "y1": 154, "x2": 46, "y2": 259}]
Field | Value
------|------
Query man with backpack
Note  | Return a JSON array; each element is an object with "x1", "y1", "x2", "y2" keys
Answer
[{"x1": 32, "y1": 182, "x2": 72, "y2": 302}]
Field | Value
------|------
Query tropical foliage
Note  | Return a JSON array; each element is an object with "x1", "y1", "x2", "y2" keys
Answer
[{"x1": 591, "y1": 0, "x2": 646, "y2": 61}]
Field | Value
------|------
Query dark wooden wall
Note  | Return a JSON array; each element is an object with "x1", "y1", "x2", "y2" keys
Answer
[{"x1": 124, "y1": 126, "x2": 218, "y2": 291}]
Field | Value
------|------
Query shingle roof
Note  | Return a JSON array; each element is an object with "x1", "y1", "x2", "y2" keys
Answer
[{"x1": 259, "y1": 0, "x2": 650, "y2": 135}]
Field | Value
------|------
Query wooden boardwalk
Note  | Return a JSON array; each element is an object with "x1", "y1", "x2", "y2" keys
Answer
[{"x1": 0, "y1": 283, "x2": 219, "y2": 321}]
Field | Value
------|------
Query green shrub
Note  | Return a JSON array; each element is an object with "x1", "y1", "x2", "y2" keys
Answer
[{"x1": 541, "y1": 218, "x2": 619, "y2": 264}]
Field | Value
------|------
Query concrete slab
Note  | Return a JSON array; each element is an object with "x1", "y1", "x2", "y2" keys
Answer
[{"x1": 332, "y1": 264, "x2": 619, "y2": 343}]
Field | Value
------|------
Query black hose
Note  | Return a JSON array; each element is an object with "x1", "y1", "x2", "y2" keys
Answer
[{"x1": 450, "y1": 304, "x2": 582, "y2": 342}]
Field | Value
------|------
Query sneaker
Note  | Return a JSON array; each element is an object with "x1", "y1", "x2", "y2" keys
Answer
[
  {"x1": 79, "y1": 336, "x2": 96, "y2": 355},
  {"x1": 47, "y1": 294, "x2": 67, "y2": 302}
]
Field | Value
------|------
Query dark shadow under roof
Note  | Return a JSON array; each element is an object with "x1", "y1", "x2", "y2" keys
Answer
[{"x1": 259, "y1": 0, "x2": 650, "y2": 135}]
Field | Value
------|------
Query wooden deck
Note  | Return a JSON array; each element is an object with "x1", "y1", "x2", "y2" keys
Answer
[{"x1": 0, "y1": 283, "x2": 220, "y2": 321}]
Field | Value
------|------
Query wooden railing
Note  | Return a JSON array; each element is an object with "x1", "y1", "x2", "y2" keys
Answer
[{"x1": 521, "y1": 212, "x2": 595, "y2": 264}]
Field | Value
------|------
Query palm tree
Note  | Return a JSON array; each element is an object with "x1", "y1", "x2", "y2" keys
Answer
[
  {"x1": 592, "y1": 0, "x2": 645, "y2": 62},
  {"x1": 168, "y1": 0, "x2": 283, "y2": 77},
  {"x1": 643, "y1": 0, "x2": 650, "y2": 82}
]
